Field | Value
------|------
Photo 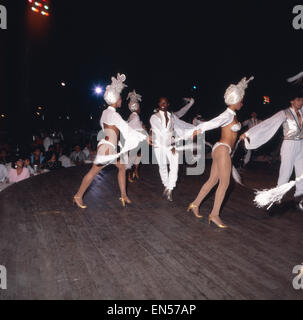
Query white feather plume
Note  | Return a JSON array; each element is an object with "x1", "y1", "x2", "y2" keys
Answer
[
  {"x1": 254, "y1": 173, "x2": 303, "y2": 209},
  {"x1": 254, "y1": 181, "x2": 296, "y2": 210},
  {"x1": 287, "y1": 71, "x2": 303, "y2": 85}
]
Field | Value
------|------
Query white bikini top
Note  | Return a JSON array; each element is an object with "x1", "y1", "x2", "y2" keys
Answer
[
  {"x1": 231, "y1": 122, "x2": 242, "y2": 132},
  {"x1": 195, "y1": 107, "x2": 241, "y2": 134}
]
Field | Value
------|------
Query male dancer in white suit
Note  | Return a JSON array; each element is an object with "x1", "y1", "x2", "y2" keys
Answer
[
  {"x1": 241, "y1": 90, "x2": 303, "y2": 209},
  {"x1": 150, "y1": 97, "x2": 195, "y2": 201}
]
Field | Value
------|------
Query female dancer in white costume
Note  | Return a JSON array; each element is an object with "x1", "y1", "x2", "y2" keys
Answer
[
  {"x1": 126, "y1": 90, "x2": 146, "y2": 182},
  {"x1": 188, "y1": 77, "x2": 254, "y2": 228},
  {"x1": 73, "y1": 74, "x2": 148, "y2": 208}
]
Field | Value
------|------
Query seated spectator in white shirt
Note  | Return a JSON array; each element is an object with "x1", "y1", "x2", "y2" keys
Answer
[
  {"x1": 82, "y1": 142, "x2": 92, "y2": 159},
  {"x1": 0, "y1": 164, "x2": 8, "y2": 182},
  {"x1": 59, "y1": 148, "x2": 74, "y2": 168},
  {"x1": 8, "y1": 158, "x2": 30, "y2": 183},
  {"x1": 70, "y1": 145, "x2": 86, "y2": 166}
]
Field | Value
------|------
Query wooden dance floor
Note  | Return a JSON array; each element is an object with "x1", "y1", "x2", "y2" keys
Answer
[{"x1": 0, "y1": 162, "x2": 302, "y2": 300}]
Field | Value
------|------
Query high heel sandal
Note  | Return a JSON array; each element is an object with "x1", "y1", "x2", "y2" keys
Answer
[
  {"x1": 128, "y1": 172, "x2": 135, "y2": 183},
  {"x1": 187, "y1": 203, "x2": 203, "y2": 219},
  {"x1": 119, "y1": 197, "x2": 132, "y2": 207},
  {"x1": 73, "y1": 196, "x2": 87, "y2": 209},
  {"x1": 208, "y1": 215, "x2": 228, "y2": 229}
]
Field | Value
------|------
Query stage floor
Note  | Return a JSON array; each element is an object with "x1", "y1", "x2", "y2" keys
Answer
[{"x1": 0, "y1": 162, "x2": 302, "y2": 300}]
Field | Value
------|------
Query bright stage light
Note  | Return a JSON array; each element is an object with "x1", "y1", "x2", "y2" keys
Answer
[
  {"x1": 61, "y1": 82, "x2": 66, "y2": 87},
  {"x1": 95, "y1": 87, "x2": 103, "y2": 95},
  {"x1": 31, "y1": 6, "x2": 39, "y2": 13},
  {"x1": 29, "y1": 0, "x2": 50, "y2": 17}
]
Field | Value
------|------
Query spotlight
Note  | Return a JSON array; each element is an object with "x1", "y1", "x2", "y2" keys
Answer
[{"x1": 95, "y1": 86, "x2": 103, "y2": 95}]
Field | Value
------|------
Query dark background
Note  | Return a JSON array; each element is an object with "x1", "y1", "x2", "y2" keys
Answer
[{"x1": 0, "y1": 0, "x2": 302, "y2": 141}]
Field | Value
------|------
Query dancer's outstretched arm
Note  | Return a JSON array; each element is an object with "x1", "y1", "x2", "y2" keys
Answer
[
  {"x1": 240, "y1": 110, "x2": 286, "y2": 150},
  {"x1": 174, "y1": 98, "x2": 195, "y2": 119}
]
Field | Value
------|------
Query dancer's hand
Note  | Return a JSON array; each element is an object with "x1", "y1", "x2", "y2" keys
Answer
[
  {"x1": 184, "y1": 97, "x2": 194, "y2": 104},
  {"x1": 171, "y1": 147, "x2": 176, "y2": 155},
  {"x1": 147, "y1": 136, "x2": 153, "y2": 146},
  {"x1": 239, "y1": 133, "x2": 247, "y2": 141},
  {"x1": 240, "y1": 133, "x2": 250, "y2": 144},
  {"x1": 192, "y1": 129, "x2": 201, "y2": 138}
]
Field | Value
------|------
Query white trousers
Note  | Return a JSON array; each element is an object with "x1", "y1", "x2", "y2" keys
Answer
[
  {"x1": 278, "y1": 140, "x2": 303, "y2": 197},
  {"x1": 154, "y1": 147, "x2": 179, "y2": 191}
]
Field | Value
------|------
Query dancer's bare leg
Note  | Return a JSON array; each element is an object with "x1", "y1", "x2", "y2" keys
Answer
[
  {"x1": 192, "y1": 159, "x2": 219, "y2": 207},
  {"x1": 74, "y1": 144, "x2": 110, "y2": 206},
  {"x1": 74, "y1": 164, "x2": 104, "y2": 205},
  {"x1": 115, "y1": 160, "x2": 129, "y2": 200},
  {"x1": 209, "y1": 146, "x2": 231, "y2": 225}
]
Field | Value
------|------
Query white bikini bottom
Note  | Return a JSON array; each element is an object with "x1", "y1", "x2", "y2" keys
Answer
[
  {"x1": 212, "y1": 142, "x2": 232, "y2": 155},
  {"x1": 97, "y1": 139, "x2": 116, "y2": 150}
]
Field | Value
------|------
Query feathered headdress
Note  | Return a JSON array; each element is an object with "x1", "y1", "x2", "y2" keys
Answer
[
  {"x1": 104, "y1": 73, "x2": 127, "y2": 105},
  {"x1": 224, "y1": 76, "x2": 254, "y2": 105},
  {"x1": 127, "y1": 90, "x2": 142, "y2": 112}
]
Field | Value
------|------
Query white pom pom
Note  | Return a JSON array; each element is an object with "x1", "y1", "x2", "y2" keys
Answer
[{"x1": 254, "y1": 181, "x2": 296, "y2": 209}]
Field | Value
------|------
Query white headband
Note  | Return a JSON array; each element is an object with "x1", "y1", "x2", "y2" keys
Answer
[
  {"x1": 104, "y1": 73, "x2": 127, "y2": 105},
  {"x1": 224, "y1": 76, "x2": 254, "y2": 105}
]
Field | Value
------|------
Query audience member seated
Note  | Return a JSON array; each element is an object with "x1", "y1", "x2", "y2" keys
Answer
[
  {"x1": 82, "y1": 142, "x2": 92, "y2": 159},
  {"x1": 70, "y1": 145, "x2": 86, "y2": 166},
  {"x1": 31, "y1": 147, "x2": 45, "y2": 168},
  {"x1": 0, "y1": 164, "x2": 8, "y2": 182},
  {"x1": 8, "y1": 158, "x2": 30, "y2": 183},
  {"x1": 0, "y1": 148, "x2": 10, "y2": 165},
  {"x1": 45, "y1": 145, "x2": 57, "y2": 160},
  {"x1": 59, "y1": 148, "x2": 74, "y2": 168},
  {"x1": 42, "y1": 152, "x2": 62, "y2": 171},
  {"x1": 24, "y1": 158, "x2": 35, "y2": 176},
  {"x1": 54, "y1": 143, "x2": 62, "y2": 157}
]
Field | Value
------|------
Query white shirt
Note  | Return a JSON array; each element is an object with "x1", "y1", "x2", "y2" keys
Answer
[
  {"x1": 59, "y1": 155, "x2": 74, "y2": 168},
  {"x1": 82, "y1": 147, "x2": 90, "y2": 159},
  {"x1": 0, "y1": 164, "x2": 8, "y2": 182},
  {"x1": 43, "y1": 137, "x2": 53, "y2": 152},
  {"x1": 150, "y1": 111, "x2": 175, "y2": 148}
]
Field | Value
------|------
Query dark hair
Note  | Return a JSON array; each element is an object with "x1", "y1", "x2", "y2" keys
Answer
[
  {"x1": 158, "y1": 96, "x2": 169, "y2": 103},
  {"x1": 288, "y1": 89, "x2": 303, "y2": 101},
  {"x1": 11, "y1": 156, "x2": 24, "y2": 169},
  {"x1": 45, "y1": 152, "x2": 58, "y2": 162}
]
